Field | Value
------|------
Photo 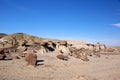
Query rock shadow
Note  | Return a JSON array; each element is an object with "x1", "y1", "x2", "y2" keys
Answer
[{"x1": 37, "y1": 60, "x2": 44, "y2": 66}]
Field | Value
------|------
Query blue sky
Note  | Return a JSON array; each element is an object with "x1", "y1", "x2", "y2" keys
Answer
[{"x1": 0, "y1": 0, "x2": 120, "y2": 46}]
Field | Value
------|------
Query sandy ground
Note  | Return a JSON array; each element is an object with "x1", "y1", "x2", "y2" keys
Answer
[{"x1": 0, "y1": 53, "x2": 120, "y2": 80}]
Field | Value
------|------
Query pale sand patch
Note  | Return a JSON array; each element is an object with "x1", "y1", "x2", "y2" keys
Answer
[{"x1": 0, "y1": 53, "x2": 120, "y2": 80}]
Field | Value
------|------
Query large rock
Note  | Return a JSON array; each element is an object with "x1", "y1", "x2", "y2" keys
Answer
[{"x1": 25, "y1": 53, "x2": 37, "y2": 67}]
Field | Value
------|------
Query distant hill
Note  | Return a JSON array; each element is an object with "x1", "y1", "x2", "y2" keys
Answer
[
  {"x1": 0, "y1": 33, "x2": 7, "y2": 38},
  {"x1": 2, "y1": 33, "x2": 43, "y2": 44}
]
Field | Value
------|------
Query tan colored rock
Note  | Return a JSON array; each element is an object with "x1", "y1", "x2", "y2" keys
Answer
[
  {"x1": 95, "y1": 42, "x2": 101, "y2": 52},
  {"x1": 56, "y1": 41, "x2": 71, "y2": 55},
  {"x1": 100, "y1": 44, "x2": 106, "y2": 51},
  {"x1": 92, "y1": 42, "x2": 101, "y2": 57},
  {"x1": 17, "y1": 46, "x2": 27, "y2": 52},
  {"x1": 36, "y1": 46, "x2": 46, "y2": 54}
]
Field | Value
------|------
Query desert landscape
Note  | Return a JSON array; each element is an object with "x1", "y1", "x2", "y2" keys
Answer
[
  {"x1": 1, "y1": 0, "x2": 120, "y2": 80},
  {"x1": 0, "y1": 33, "x2": 120, "y2": 80}
]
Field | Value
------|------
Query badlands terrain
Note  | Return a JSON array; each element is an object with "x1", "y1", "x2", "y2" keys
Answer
[{"x1": 0, "y1": 33, "x2": 120, "y2": 80}]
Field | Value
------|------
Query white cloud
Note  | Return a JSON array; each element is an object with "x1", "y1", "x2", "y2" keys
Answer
[{"x1": 112, "y1": 23, "x2": 120, "y2": 28}]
